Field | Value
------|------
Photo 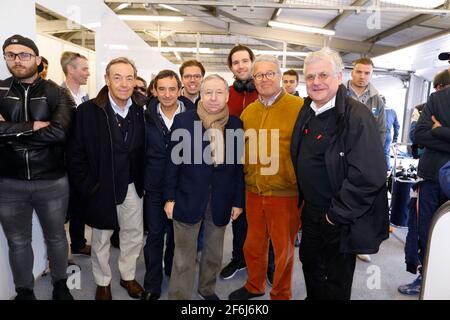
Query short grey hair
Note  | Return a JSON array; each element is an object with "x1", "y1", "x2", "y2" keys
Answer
[
  {"x1": 303, "y1": 47, "x2": 344, "y2": 75},
  {"x1": 251, "y1": 55, "x2": 282, "y2": 76},
  {"x1": 200, "y1": 74, "x2": 229, "y2": 94}
]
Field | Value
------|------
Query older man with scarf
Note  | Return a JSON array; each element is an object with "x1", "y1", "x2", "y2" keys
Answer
[{"x1": 164, "y1": 74, "x2": 245, "y2": 300}]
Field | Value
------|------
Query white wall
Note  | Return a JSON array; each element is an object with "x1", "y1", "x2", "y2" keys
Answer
[
  {"x1": 0, "y1": 0, "x2": 48, "y2": 300},
  {"x1": 37, "y1": 0, "x2": 176, "y2": 91}
]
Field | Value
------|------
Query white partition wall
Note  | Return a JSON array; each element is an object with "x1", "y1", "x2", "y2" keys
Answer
[
  {"x1": 0, "y1": 0, "x2": 48, "y2": 300},
  {"x1": 37, "y1": 0, "x2": 176, "y2": 90}
]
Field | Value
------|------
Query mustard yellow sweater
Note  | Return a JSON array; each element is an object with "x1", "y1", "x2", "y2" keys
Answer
[{"x1": 240, "y1": 91, "x2": 303, "y2": 196}]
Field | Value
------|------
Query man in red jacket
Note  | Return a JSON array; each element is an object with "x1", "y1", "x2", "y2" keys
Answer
[{"x1": 220, "y1": 45, "x2": 275, "y2": 286}]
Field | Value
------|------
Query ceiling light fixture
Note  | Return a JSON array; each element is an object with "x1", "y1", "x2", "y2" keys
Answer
[
  {"x1": 268, "y1": 20, "x2": 335, "y2": 36},
  {"x1": 118, "y1": 15, "x2": 184, "y2": 22},
  {"x1": 154, "y1": 47, "x2": 213, "y2": 54},
  {"x1": 115, "y1": 3, "x2": 130, "y2": 11},
  {"x1": 254, "y1": 50, "x2": 308, "y2": 57},
  {"x1": 158, "y1": 4, "x2": 181, "y2": 12}
]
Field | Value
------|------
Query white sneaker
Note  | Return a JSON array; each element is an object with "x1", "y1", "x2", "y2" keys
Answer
[{"x1": 357, "y1": 254, "x2": 372, "y2": 263}]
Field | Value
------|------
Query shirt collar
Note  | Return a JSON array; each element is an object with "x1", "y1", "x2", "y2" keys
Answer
[
  {"x1": 108, "y1": 92, "x2": 132, "y2": 118},
  {"x1": 157, "y1": 101, "x2": 183, "y2": 129},
  {"x1": 258, "y1": 89, "x2": 283, "y2": 107},
  {"x1": 310, "y1": 95, "x2": 336, "y2": 116}
]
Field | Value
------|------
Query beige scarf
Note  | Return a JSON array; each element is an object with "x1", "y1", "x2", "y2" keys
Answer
[{"x1": 197, "y1": 101, "x2": 229, "y2": 166}]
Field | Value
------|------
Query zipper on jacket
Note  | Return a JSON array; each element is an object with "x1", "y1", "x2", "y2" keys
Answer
[{"x1": 22, "y1": 85, "x2": 31, "y2": 180}]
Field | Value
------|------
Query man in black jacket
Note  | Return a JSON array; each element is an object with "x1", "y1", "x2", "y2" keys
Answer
[
  {"x1": 398, "y1": 52, "x2": 450, "y2": 296},
  {"x1": 0, "y1": 34, "x2": 75, "y2": 300},
  {"x1": 66, "y1": 57, "x2": 145, "y2": 300},
  {"x1": 291, "y1": 47, "x2": 389, "y2": 300}
]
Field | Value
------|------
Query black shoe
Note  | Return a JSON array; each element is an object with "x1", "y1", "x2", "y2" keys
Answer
[
  {"x1": 229, "y1": 286, "x2": 264, "y2": 300},
  {"x1": 15, "y1": 288, "x2": 36, "y2": 300},
  {"x1": 220, "y1": 260, "x2": 246, "y2": 280},
  {"x1": 198, "y1": 291, "x2": 220, "y2": 300},
  {"x1": 141, "y1": 291, "x2": 160, "y2": 300},
  {"x1": 52, "y1": 279, "x2": 74, "y2": 300},
  {"x1": 266, "y1": 265, "x2": 274, "y2": 287}
]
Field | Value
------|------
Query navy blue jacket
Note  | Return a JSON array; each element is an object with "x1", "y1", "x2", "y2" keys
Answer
[
  {"x1": 144, "y1": 96, "x2": 195, "y2": 193},
  {"x1": 164, "y1": 109, "x2": 245, "y2": 226},
  {"x1": 415, "y1": 87, "x2": 450, "y2": 181}
]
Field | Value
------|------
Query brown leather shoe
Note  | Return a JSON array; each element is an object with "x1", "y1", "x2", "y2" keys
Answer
[
  {"x1": 95, "y1": 284, "x2": 112, "y2": 300},
  {"x1": 71, "y1": 245, "x2": 91, "y2": 256},
  {"x1": 120, "y1": 279, "x2": 144, "y2": 299}
]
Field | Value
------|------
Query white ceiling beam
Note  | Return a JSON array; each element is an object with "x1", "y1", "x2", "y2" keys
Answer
[
  {"x1": 37, "y1": 20, "x2": 75, "y2": 33},
  {"x1": 106, "y1": 1, "x2": 450, "y2": 14},
  {"x1": 227, "y1": 23, "x2": 394, "y2": 55}
]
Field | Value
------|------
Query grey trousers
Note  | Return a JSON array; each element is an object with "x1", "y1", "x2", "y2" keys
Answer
[
  {"x1": 168, "y1": 200, "x2": 226, "y2": 300},
  {"x1": 0, "y1": 176, "x2": 69, "y2": 290}
]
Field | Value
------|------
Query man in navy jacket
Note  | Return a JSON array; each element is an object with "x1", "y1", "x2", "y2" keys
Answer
[
  {"x1": 164, "y1": 74, "x2": 245, "y2": 300},
  {"x1": 398, "y1": 52, "x2": 450, "y2": 295},
  {"x1": 142, "y1": 70, "x2": 194, "y2": 300}
]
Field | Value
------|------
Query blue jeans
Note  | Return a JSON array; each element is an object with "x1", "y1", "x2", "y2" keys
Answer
[
  {"x1": 0, "y1": 176, "x2": 69, "y2": 290},
  {"x1": 384, "y1": 135, "x2": 392, "y2": 170}
]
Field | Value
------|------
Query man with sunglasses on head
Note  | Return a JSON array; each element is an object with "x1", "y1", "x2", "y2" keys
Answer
[
  {"x1": 135, "y1": 76, "x2": 147, "y2": 97},
  {"x1": 0, "y1": 34, "x2": 75, "y2": 300}
]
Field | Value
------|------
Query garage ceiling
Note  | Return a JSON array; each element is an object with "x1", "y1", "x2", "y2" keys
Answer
[{"x1": 36, "y1": 0, "x2": 450, "y2": 72}]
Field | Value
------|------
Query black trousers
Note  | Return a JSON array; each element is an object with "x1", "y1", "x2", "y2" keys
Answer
[
  {"x1": 67, "y1": 188, "x2": 87, "y2": 251},
  {"x1": 232, "y1": 209, "x2": 275, "y2": 268},
  {"x1": 143, "y1": 192, "x2": 174, "y2": 294},
  {"x1": 231, "y1": 211, "x2": 247, "y2": 263},
  {"x1": 299, "y1": 204, "x2": 356, "y2": 300}
]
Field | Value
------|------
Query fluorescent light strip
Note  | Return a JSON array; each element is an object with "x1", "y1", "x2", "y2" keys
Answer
[
  {"x1": 158, "y1": 4, "x2": 181, "y2": 12},
  {"x1": 118, "y1": 15, "x2": 184, "y2": 22},
  {"x1": 116, "y1": 3, "x2": 130, "y2": 11},
  {"x1": 254, "y1": 50, "x2": 308, "y2": 57},
  {"x1": 268, "y1": 20, "x2": 335, "y2": 36},
  {"x1": 155, "y1": 47, "x2": 213, "y2": 54}
]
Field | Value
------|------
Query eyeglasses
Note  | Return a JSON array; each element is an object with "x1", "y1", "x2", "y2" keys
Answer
[
  {"x1": 135, "y1": 86, "x2": 146, "y2": 93},
  {"x1": 4, "y1": 52, "x2": 36, "y2": 61},
  {"x1": 305, "y1": 72, "x2": 333, "y2": 82},
  {"x1": 253, "y1": 71, "x2": 278, "y2": 81},
  {"x1": 183, "y1": 74, "x2": 202, "y2": 80}
]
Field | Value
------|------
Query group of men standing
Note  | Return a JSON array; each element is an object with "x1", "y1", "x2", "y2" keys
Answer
[{"x1": 5, "y1": 32, "x2": 446, "y2": 301}]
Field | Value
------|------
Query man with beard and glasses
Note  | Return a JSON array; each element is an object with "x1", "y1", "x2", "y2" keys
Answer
[{"x1": 0, "y1": 34, "x2": 75, "y2": 300}]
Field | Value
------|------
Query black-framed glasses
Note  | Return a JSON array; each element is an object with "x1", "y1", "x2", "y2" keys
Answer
[
  {"x1": 253, "y1": 71, "x2": 278, "y2": 81},
  {"x1": 183, "y1": 74, "x2": 202, "y2": 80},
  {"x1": 3, "y1": 52, "x2": 36, "y2": 61}
]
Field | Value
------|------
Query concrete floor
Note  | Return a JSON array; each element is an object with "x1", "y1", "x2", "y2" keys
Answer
[{"x1": 33, "y1": 224, "x2": 418, "y2": 300}]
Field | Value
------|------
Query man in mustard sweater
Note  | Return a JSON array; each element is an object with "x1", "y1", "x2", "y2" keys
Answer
[{"x1": 229, "y1": 55, "x2": 303, "y2": 300}]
